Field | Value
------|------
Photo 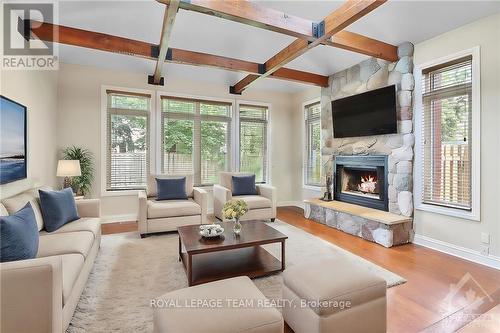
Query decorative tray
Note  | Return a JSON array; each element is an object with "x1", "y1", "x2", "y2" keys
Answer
[{"x1": 199, "y1": 224, "x2": 224, "y2": 238}]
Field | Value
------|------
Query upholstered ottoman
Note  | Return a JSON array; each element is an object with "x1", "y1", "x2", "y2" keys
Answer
[
  {"x1": 283, "y1": 257, "x2": 387, "y2": 333},
  {"x1": 153, "y1": 276, "x2": 283, "y2": 333}
]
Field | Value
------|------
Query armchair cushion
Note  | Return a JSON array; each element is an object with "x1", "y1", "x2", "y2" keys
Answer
[
  {"x1": 219, "y1": 172, "x2": 253, "y2": 192},
  {"x1": 147, "y1": 174, "x2": 194, "y2": 198},
  {"x1": 232, "y1": 175, "x2": 257, "y2": 196},
  {"x1": 147, "y1": 198, "x2": 201, "y2": 219},
  {"x1": 0, "y1": 202, "x2": 39, "y2": 262},
  {"x1": 156, "y1": 177, "x2": 188, "y2": 200},
  {"x1": 234, "y1": 195, "x2": 272, "y2": 210}
]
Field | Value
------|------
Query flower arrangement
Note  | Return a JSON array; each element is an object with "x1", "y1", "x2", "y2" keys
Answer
[{"x1": 222, "y1": 199, "x2": 248, "y2": 221}]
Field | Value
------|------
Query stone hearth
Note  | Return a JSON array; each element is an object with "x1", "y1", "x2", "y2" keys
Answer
[{"x1": 304, "y1": 199, "x2": 412, "y2": 247}]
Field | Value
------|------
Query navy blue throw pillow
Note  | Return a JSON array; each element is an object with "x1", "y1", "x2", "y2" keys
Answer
[
  {"x1": 39, "y1": 188, "x2": 80, "y2": 232},
  {"x1": 1, "y1": 203, "x2": 39, "y2": 262},
  {"x1": 232, "y1": 175, "x2": 257, "y2": 196},
  {"x1": 156, "y1": 177, "x2": 188, "y2": 200}
]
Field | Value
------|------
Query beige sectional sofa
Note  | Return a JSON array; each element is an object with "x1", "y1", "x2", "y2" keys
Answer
[
  {"x1": 0, "y1": 187, "x2": 101, "y2": 333},
  {"x1": 138, "y1": 174, "x2": 207, "y2": 237}
]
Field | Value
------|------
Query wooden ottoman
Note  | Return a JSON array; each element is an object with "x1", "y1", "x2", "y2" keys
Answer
[
  {"x1": 282, "y1": 257, "x2": 387, "y2": 333},
  {"x1": 153, "y1": 276, "x2": 283, "y2": 333}
]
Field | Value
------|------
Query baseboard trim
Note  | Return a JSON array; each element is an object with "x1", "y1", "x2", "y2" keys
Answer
[
  {"x1": 101, "y1": 214, "x2": 137, "y2": 224},
  {"x1": 413, "y1": 234, "x2": 500, "y2": 270},
  {"x1": 277, "y1": 201, "x2": 304, "y2": 209}
]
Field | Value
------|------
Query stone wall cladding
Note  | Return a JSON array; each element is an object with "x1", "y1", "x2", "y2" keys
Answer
[{"x1": 320, "y1": 42, "x2": 415, "y2": 218}]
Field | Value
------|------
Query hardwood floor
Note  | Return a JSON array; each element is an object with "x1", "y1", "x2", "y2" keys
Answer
[{"x1": 101, "y1": 207, "x2": 500, "y2": 333}]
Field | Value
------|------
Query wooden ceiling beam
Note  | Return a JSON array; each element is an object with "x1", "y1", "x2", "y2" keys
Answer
[
  {"x1": 326, "y1": 31, "x2": 398, "y2": 62},
  {"x1": 158, "y1": 0, "x2": 397, "y2": 62},
  {"x1": 20, "y1": 19, "x2": 328, "y2": 87},
  {"x1": 232, "y1": 0, "x2": 387, "y2": 94},
  {"x1": 158, "y1": 0, "x2": 314, "y2": 40},
  {"x1": 151, "y1": 0, "x2": 180, "y2": 85}
]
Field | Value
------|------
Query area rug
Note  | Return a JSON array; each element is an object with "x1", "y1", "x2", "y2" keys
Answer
[{"x1": 67, "y1": 220, "x2": 405, "y2": 332}]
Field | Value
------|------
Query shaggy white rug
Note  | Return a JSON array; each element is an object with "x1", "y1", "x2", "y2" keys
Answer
[{"x1": 67, "y1": 220, "x2": 405, "y2": 332}]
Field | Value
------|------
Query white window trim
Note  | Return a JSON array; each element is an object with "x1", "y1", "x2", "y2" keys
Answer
[
  {"x1": 414, "y1": 46, "x2": 481, "y2": 221},
  {"x1": 236, "y1": 100, "x2": 272, "y2": 185},
  {"x1": 302, "y1": 97, "x2": 321, "y2": 190},
  {"x1": 100, "y1": 85, "x2": 156, "y2": 197}
]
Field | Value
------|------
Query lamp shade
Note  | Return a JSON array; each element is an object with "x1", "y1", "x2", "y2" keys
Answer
[{"x1": 57, "y1": 160, "x2": 81, "y2": 177}]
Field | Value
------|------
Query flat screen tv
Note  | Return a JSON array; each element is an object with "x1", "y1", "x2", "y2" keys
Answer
[
  {"x1": 332, "y1": 85, "x2": 397, "y2": 138},
  {"x1": 0, "y1": 95, "x2": 27, "y2": 184}
]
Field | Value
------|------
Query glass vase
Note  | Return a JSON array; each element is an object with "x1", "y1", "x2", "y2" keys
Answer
[{"x1": 233, "y1": 218, "x2": 242, "y2": 235}]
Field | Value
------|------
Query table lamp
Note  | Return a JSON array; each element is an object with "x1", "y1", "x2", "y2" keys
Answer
[{"x1": 57, "y1": 160, "x2": 81, "y2": 190}]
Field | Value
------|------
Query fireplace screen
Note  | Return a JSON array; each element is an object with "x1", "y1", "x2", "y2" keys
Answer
[
  {"x1": 334, "y1": 155, "x2": 388, "y2": 211},
  {"x1": 340, "y1": 168, "x2": 380, "y2": 199}
]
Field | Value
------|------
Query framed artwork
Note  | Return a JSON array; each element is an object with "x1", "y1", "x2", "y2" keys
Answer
[{"x1": 1, "y1": 95, "x2": 27, "y2": 184}]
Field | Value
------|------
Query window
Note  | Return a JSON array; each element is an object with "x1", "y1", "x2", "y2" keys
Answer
[
  {"x1": 418, "y1": 50, "x2": 480, "y2": 217},
  {"x1": 239, "y1": 104, "x2": 268, "y2": 183},
  {"x1": 106, "y1": 91, "x2": 150, "y2": 190},
  {"x1": 304, "y1": 101, "x2": 321, "y2": 186},
  {"x1": 161, "y1": 97, "x2": 232, "y2": 185}
]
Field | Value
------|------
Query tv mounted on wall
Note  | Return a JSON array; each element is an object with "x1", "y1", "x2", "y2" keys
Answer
[
  {"x1": 332, "y1": 85, "x2": 397, "y2": 138},
  {"x1": 0, "y1": 95, "x2": 27, "y2": 185}
]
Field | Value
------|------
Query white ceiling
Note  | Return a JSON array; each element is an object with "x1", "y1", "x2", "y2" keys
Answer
[{"x1": 57, "y1": 0, "x2": 500, "y2": 93}]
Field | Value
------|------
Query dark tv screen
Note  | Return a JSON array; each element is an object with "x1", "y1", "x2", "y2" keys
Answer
[{"x1": 332, "y1": 85, "x2": 397, "y2": 138}]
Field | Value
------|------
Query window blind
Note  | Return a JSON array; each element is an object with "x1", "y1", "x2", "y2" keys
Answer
[
  {"x1": 161, "y1": 97, "x2": 231, "y2": 185},
  {"x1": 304, "y1": 102, "x2": 321, "y2": 186},
  {"x1": 239, "y1": 104, "x2": 268, "y2": 183},
  {"x1": 106, "y1": 92, "x2": 150, "y2": 190},
  {"x1": 421, "y1": 56, "x2": 472, "y2": 210}
]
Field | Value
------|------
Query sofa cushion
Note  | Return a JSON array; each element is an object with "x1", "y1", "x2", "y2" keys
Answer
[
  {"x1": 232, "y1": 175, "x2": 257, "y2": 196},
  {"x1": 156, "y1": 177, "x2": 188, "y2": 200},
  {"x1": 147, "y1": 174, "x2": 193, "y2": 198},
  {"x1": 60, "y1": 253, "x2": 85, "y2": 305},
  {"x1": 2, "y1": 188, "x2": 47, "y2": 231},
  {"x1": 283, "y1": 257, "x2": 387, "y2": 316},
  {"x1": 147, "y1": 198, "x2": 201, "y2": 219},
  {"x1": 39, "y1": 188, "x2": 80, "y2": 232},
  {"x1": 39, "y1": 218, "x2": 100, "y2": 239},
  {"x1": 234, "y1": 195, "x2": 272, "y2": 210},
  {"x1": 154, "y1": 276, "x2": 283, "y2": 333},
  {"x1": 37, "y1": 231, "x2": 94, "y2": 259},
  {"x1": 0, "y1": 203, "x2": 8, "y2": 216},
  {"x1": 0, "y1": 203, "x2": 39, "y2": 262}
]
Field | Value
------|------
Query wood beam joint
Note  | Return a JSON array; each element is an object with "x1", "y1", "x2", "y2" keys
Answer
[
  {"x1": 148, "y1": 75, "x2": 165, "y2": 86},
  {"x1": 258, "y1": 63, "x2": 266, "y2": 75},
  {"x1": 312, "y1": 21, "x2": 325, "y2": 39}
]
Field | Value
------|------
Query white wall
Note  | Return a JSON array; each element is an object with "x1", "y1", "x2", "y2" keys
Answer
[
  {"x1": 413, "y1": 13, "x2": 500, "y2": 261},
  {"x1": 290, "y1": 87, "x2": 323, "y2": 204},
  {"x1": 0, "y1": 70, "x2": 59, "y2": 199},
  {"x1": 56, "y1": 63, "x2": 302, "y2": 219}
]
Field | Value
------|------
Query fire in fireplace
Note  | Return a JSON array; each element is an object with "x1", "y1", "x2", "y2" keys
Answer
[
  {"x1": 341, "y1": 168, "x2": 380, "y2": 199},
  {"x1": 334, "y1": 155, "x2": 388, "y2": 211}
]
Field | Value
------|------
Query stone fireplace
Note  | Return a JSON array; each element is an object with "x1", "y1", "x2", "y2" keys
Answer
[
  {"x1": 320, "y1": 41, "x2": 416, "y2": 218},
  {"x1": 334, "y1": 155, "x2": 388, "y2": 211},
  {"x1": 302, "y1": 41, "x2": 416, "y2": 247}
]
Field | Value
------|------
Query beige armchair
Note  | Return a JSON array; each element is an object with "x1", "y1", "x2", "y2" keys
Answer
[
  {"x1": 214, "y1": 172, "x2": 276, "y2": 222},
  {"x1": 138, "y1": 174, "x2": 207, "y2": 238}
]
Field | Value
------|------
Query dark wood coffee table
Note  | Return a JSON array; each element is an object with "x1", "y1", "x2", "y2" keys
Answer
[{"x1": 178, "y1": 221, "x2": 287, "y2": 286}]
